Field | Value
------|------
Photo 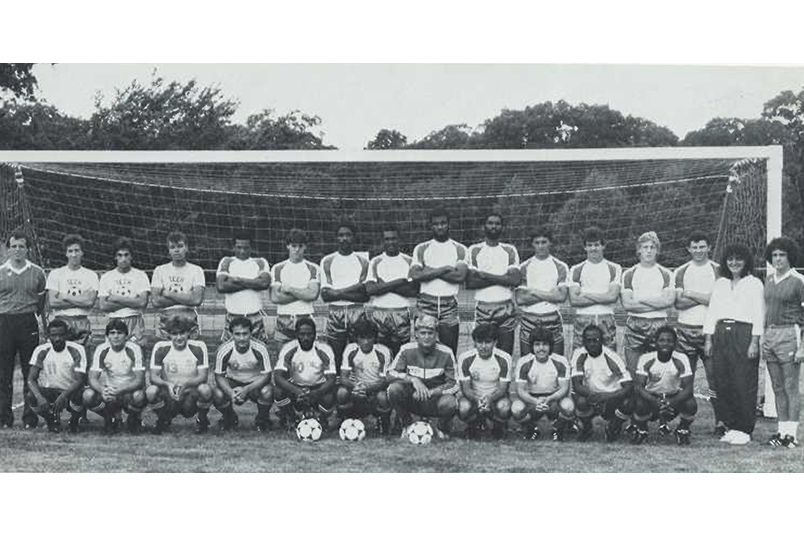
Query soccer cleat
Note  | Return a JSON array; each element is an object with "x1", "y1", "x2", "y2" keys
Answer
[
  {"x1": 126, "y1": 415, "x2": 143, "y2": 434},
  {"x1": 566, "y1": 419, "x2": 581, "y2": 435},
  {"x1": 47, "y1": 419, "x2": 62, "y2": 433},
  {"x1": 605, "y1": 419, "x2": 624, "y2": 442},
  {"x1": 194, "y1": 415, "x2": 210, "y2": 434},
  {"x1": 624, "y1": 422, "x2": 638, "y2": 435},
  {"x1": 23, "y1": 422, "x2": 36, "y2": 431},
  {"x1": 377, "y1": 415, "x2": 391, "y2": 437},
  {"x1": 551, "y1": 427, "x2": 564, "y2": 442},
  {"x1": 676, "y1": 429, "x2": 691, "y2": 446},
  {"x1": 103, "y1": 416, "x2": 120, "y2": 436},
  {"x1": 631, "y1": 429, "x2": 649, "y2": 445},
  {"x1": 220, "y1": 413, "x2": 239, "y2": 432},
  {"x1": 491, "y1": 423, "x2": 506, "y2": 440},
  {"x1": 782, "y1": 435, "x2": 799, "y2": 449},
  {"x1": 528, "y1": 427, "x2": 541, "y2": 440},
  {"x1": 467, "y1": 421, "x2": 482, "y2": 440},
  {"x1": 768, "y1": 433, "x2": 784, "y2": 447},
  {"x1": 657, "y1": 422, "x2": 672, "y2": 436},
  {"x1": 152, "y1": 418, "x2": 170, "y2": 435},
  {"x1": 578, "y1": 423, "x2": 594, "y2": 442},
  {"x1": 254, "y1": 419, "x2": 270, "y2": 433},
  {"x1": 68, "y1": 414, "x2": 81, "y2": 434}
]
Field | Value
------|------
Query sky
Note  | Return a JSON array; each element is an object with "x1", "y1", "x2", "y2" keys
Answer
[{"x1": 30, "y1": 64, "x2": 804, "y2": 150}]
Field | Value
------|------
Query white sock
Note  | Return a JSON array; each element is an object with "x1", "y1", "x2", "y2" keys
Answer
[
  {"x1": 789, "y1": 421, "x2": 798, "y2": 439},
  {"x1": 778, "y1": 422, "x2": 784, "y2": 435}
]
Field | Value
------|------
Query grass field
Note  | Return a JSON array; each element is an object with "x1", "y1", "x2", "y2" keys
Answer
[{"x1": 1, "y1": 365, "x2": 801, "y2": 473}]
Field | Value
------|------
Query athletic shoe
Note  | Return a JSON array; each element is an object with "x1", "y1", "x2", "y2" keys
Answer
[
  {"x1": 467, "y1": 422, "x2": 482, "y2": 440},
  {"x1": 658, "y1": 423, "x2": 672, "y2": 436},
  {"x1": 152, "y1": 418, "x2": 170, "y2": 435},
  {"x1": 782, "y1": 435, "x2": 799, "y2": 448},
  {"x1": 433, "y1": 424, "x2": 450, "y2": 440},
  {"x1": 631, "y1": 429, "x2": 649, "y2": 445},
  {"x1": 220, "y1": 413, "x2": 239, "y2": 432},
  {"x1": 676, "y1": 429, "x2": 691, "y2": 446},
  {"x1": 768, "y1": 433, "x2": 784, "y2": 447},
  {"x1": 68, "y1": 414, "x2": 81, "y2": 434},
  {"x1": 719, "y1": 429, "x2": 738, "y2": 442},
  {"x1": 47, "y1": 420, "x2": 62, "y2": 433},
  {"x1": 23, "y1": 422, "x2": 36, "y2": 431},
  {"x1": 194, "y1": 415, "x2": 210, "y2": 434},
  {"x1": 491, "y1": 423, "x2": 506, "y2": 440},
  {"x1": 605, "y1": 419, "x2": 624, "y2": 442},
  {"x1": 551, "y1": 427, "x2": 564, "y2": 442},
  {"x1": 254, "y1": 420, "x2": 270, "y2": 433},
  {"x1": 566, "y1": 420, "x2": 581, "y2": 435},
  {"x1": 528, "y1": 427, "x2": 541, "y2": 440},
  {"x1": 126, "y1": 415, "x2": 143, "y2": 434},
  {"x1": 714, "y1": 423, "x2": 728, "y2": 438},
  {"x1": 103, "y1": 416, "x2": 120, "y2": 436},
  {"x1": 727, "y1": 431, "x2": 751, "y2": 445},
  {"x1": 578, "y1": 425, "x2": 593, "y2": 442},
  {"x1": 624, "y1": 422, "x2": 638, "y2": 435}
]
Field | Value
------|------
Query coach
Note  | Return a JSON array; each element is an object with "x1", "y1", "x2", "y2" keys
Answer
[{"x1": 0, "y1": 232, "x2": 46, "y2": 429}]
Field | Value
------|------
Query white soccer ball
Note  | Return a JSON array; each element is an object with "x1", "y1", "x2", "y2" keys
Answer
[
  {"x1": 296, "y1": 418, "x2": 322, "y2": 442},
  {"x1": 407, "y1": 421, "x2": 433, "y2": 445},
  {"x1": 67, "y1": 288, "x2": 80, "y2": 297},
  {"x1": 339, "y1": 418, "x2": 366, "y2": 441}
]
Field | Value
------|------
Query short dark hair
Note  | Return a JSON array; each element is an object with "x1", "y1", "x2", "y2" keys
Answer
[
  {"x1": 528, "y1": 327, "x2": 555, "y2": 354},
  {"x1": 166, "y1": 231, "x2": 187, "y2": 245},
  {"x1": 164, "y1": 315, "x2": 193, "y2": 334},
  {"x1": 286, "y1": 228, "x2": 308, "y2": 245},
  {"x1": 62, "y1": 234, "x2": 84, "y2": 251},
  {"x1": 6, "y1": 231, "x2": 28, "y2": 248},
  {"x1": 654, "y1": 325, "x2": 678, "y2": 344},
  {"x1": 530, "y1": 227, "x2": 554, "y2": 242},
  {"x1": 484, "y1": 213, "x2": 504, "y2": 226},
  {"x1": 687, "y1": 231, "x2": 710, "y2": 247},
  {"x1": 229, "y1": 316, "x2": 253, "y2": 332},
  {"x1": 382, "y1": 225, "x2": 400, "y2": 236},
  {"x1": 719, "y1": 244, "x2": 754, "y2": 279},
  {"x1": 335, "y1": 221, "x2": 357, "y2": 235},
  {"x1": 472, "y1": 323, "x2": 498, "y2": 342},
  {"x1": 295, "y1": 316, "x2": 316, "y2": 334},
  {"x1": 764, "y1": 236, "x2": 800, "y2": 267},
  {"x1": 353, "y1": 319, "x2": 377, "y2": 340},
  {"x1": 47, "y1": 319, "x2": 69, "y2": 333},
  {"x1": 112, "y1": 236, "x2": 133, "y2": 256},
  {"x1": 582, "y1": 226, "x2": 605, "y2": 246},
  {"x1": 105, "y1": 318, "x2": 129, "y2": 336},
  {"x1": 429, "y1": 206, "x2": 450, "y2": 223},
  {"x1": 233, "y1": 229, "x2": 254, "y2": 243},
  {"x1": 582, "y1": 324, "x2": 603, "y2": 340}
]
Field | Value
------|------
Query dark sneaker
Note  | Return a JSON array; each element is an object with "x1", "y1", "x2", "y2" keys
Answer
[
  {"x1": 624, "y1": 422, "x2": 638, "y2": 435},
  {"x1": 578, "y1": 425, "x2": 594, "y2": 442},
  {"x1": 676, "y1": 429, "x2": 691, "y2": 446},
  {"x1": 658, "y1": 423, "x2": 672, "y2": 436},
  {"x1": 527, "y1": 427, "x2": 541, "y2": 441},
  {"x1": 126, "y1": 416, "x2": 143, "y2": 434},
  {"x1": 467, "y1": 422, "x2": 482, "y2": 440},
  {"x1": 194, "y1": 415, "x2": 210, "y2": 434},
  {"x1": 68, "y1": 414, "x2": 81, "y2": 434},
  {"x1": 24, "y1": 422, "x2": 36, "y2": 431},
  {"x1": 768, "y1": 433, "x2": 784, "y2": 447},
  {"x1": 254, "y1": 420, "x2": 270, "y2": 433},
  {"x1": 103, "y1": 416, "x2": 120, "y2": 435},
  {"x1": 551, "y1": 427, "x2": 564, "y2": 442},
  {"x1": 47, "y1": 418, "x2": 62, "y2": 433},
  {"x1": 605, "y1": 419, "x2": 624, "y2": 442},
  {"x1": 782, "y1": 435, "x2": 799, "y2": 449},
  {"x1": 566, "y1": 420, "x2": 581, "y2": 435},
  {"x1": 491, "y1": 423, "x2": 506, "y2": 440},
  {"x1": 631, "y1": 429, "x2": 649, "y2": 445},
  {"x1": 220, "y1": 413, "x2": 239, "y2": 432},
  {"x1": 152, "y1": 418, "x2": 170, "y2": 435}
]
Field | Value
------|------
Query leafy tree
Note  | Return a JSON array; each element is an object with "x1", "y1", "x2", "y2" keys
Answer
[
  {"x1": 0, "y1": 99, "x2": 89, "y2": 149},
  {"x1": 0, "y1": 64, "x2": 38, "y2": 99},
  {"x1": 406, "y1": 124, "x2": 475, "y2": 149},
  {"x1": 227, "y1": 109, "x2": 334, "y2": 150},
  {"x1": 365, "y1": 128, "x2": 407, "y2": 150}
]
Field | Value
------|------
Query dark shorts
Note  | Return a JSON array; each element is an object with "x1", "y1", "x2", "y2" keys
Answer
[
  {"x1": 623, "y1": 316, "x2": 668, "y2": 371},
  {"x1": 475, "y1": 300, "x2": 518, "y2": 333},
  {"x1": 416, "y1": 294, "x2": 459, "y2": 327},
  {"x1": 366, "y1": 307, "x2": 411, "y2": 348},
  {"x1": 521, "y1": 310, "x2": 564, "y2": 354},
  {"x1": 572, "y1": 313, "x2": 617, "y2": 351},
  {"x1": 222, "y1": 311, "x2": 268, "y2": 343},
  {"x1": 676, "y1": 323, "x2": 705, "y2": 365},
  {"x1": 156, "y1": 309, "x2": 200, "y2": 340},
  {"x1": 324, "y1": 305, "x2": 366, "y2": 343}
]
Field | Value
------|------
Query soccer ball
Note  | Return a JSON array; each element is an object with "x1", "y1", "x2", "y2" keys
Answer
[
  {"x1": 407, "y1": 421, "x2": 433, "y2": 445},
  {"x1": 296, "y1": 418, "x2": 322, "y2": 442},
  {"x1": 339, "y1": 418, "x2": 366, "y2": 441},
  {"x1": 67, "y1": 288, "x2": 80, "y2": 297}
]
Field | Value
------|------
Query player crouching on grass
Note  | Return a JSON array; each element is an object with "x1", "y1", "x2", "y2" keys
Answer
[
  {"x1": 336, "y1": 319, "x2": 393, "y2": 435},
  {"x1": 213, "y1": 317, "x2": 273, "y2": 432},
  {"x1": 387, "y1": 315, "x2": 459, "y2": 440},
  {"x1": 631, "y1": 326, "x2": 697, "y2": 445},
  {"x1": 146, "y1": 316, "x2": 212, "y2": 434},
  {"x1": 456, "y1": 323, "x2": 512, "y2": 440},
  {"x1": 83, "y1": 319, "x2": 147, "y2": 434},
  {"x1": 511, "y1": 327, "x2": 574, "y2": 441},
  {"x1": 273, "y1": 317, "x2": 337, "y2": 430},
  {"x1": 571, "y1": 324, "x2": 633, "y2": 442},
  {"x1": 26, "y1": 319, "x2": 87, "y2": 433}
]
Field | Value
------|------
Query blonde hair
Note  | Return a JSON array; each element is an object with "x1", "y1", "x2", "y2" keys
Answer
[{"x1": 636, "y1": 231, "x2": 660, "y2": 253}]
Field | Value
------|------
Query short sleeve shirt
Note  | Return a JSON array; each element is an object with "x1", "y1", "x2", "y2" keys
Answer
[
  {"x1": 275, "y1": 340, "x2": 336, "y2": 386},
  {"x1": 468, "y1": 242, "x2": 520, "y2": 302},
  {"x1": 217, "y1": 257, "x2": 270, "y2": 315},
  {"x1": 30, "y1": 341, "x2": 87, "y2": 390},
  {"x1": 320, "y1": 252, "x2": 369, "y2": 306},
  {"x1": 0, "y1": 260, "x2": 46, "y2": 315},
  {"x1": 570, "y1": 346, "x2": 631, "y2": 394},
  {"x1": 622, "y1": 263, "x2": 674, "y2": 319},
  {"x1": 673, "y1": 260, "x2": 719, "y2": 326},
  {"x1": 457, "y1": 348, "x2": 512, "y2": 397},
  {"x1": 99, "y1": 267, "x2": 151, "y2": 318},
  {"x1": 341, "y1": 342, "x2": 393, "y2": 387},
  {"x1": 764, "y1": 269, "x2": 804, "y2": 326},
  {"x1": 90, "y1": 341, "x2": 144, "y2": 389},
  {"x1": 515, "y1": 353, "x2": 570, "y2": 395},
  {"x1": 150, "y1": 262, "x2": 206, "y2": 311},
  {"x1": 215, "y1": 339, "x2": 271, "y2": 384},
  {"x1": 366, "y1": 253, "x2": 414, "y2": 309},
  {"x1": 46, "y1": 266, "x2": 99, "y2": 316},
  {"x1": 636, "y1": 351, "x2": 692, "y2": 395},
  {"x1": 568, "y1": 259, "x2": 621, "y2": 315},
  {"x1": 150, "y1": 340, "x2": 209, "y2": 384},
  {"x1": 411, "y1": 239, "x2": 468, "y2": 297},
  {"x1": 271, "y1": 259, "x2": 320, "y2": 315},
  {"x1": 518, "y1": 255, "x2": 569, "y2": 314}
]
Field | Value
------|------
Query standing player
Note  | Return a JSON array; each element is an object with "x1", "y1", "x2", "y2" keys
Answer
[
  {"x1": 26, "y1": 319, "x2": 87, "y2": 433},
  {"x1": 631, "y1": 326, "x2": 697, "y2": 445},
  {"x1": 621, "y1": 231, "x2": 675, "y2": 373},
  {"x1": 336, "y1": 319, "x2": 393, "y2": 435},
  {"x1": 273, "y1": 317, "x2": 336, "y2": 429},
  {"x1": 365, "y1": 226, "x2": 418, "y2": 357},
  {"x1": 146, "y1": 316, "x2": 213, "y2": 434},
  {"x1": 150, "y1": 231, "x2": 206, "y2": 340},
  {"x1": 672, "y1": 231, "x2": 723, "y2": 434},
  {"x1": 466, "y1": 214, "x2": 521, "y2": 355},
  {"x1": 320, "y1": 223, "x2": 369, "y2": 374},
  {"x1": 387, "y1": 315, "x2": 459, "y2": 439},
  {"x1": 213, "y1": 317, "x2": 273, "y2": 432},
  {"x1": 270, "y1": 228, "x2": 321, "y2": 344},
  {"x1": 571, "y1": 325, "x2": 633, "y2": 441},
  {"x1": 0, "y1": 232, "x2": 46, "y2": 429},
  {"x1": 409, "y1": 207, "x2": 468, "y2": 356},
  {"x1": 568, "y1": 226, "x2": 622, "y2": 352},
  {"x1": 47, "y1": 234, "x2": 98, "y2": 351},
  {"x1": 456, "y1": 323, "x2": 512, "y2": 439},
  {"x1": 216, "y1": 231, "x2": 271, "y2": 343},
  {"x1": 511, "y1": 328, "x2": 575, "y2": 441},
  {"x1": 516, "y1": 228, "x2": 569, "y2": 357},
  {"x1": 98, "y1": 237, "x2": 151, "y2": 348},
  {"x1": 83, "y1": 319, "x2": 147, "y2": 434}
]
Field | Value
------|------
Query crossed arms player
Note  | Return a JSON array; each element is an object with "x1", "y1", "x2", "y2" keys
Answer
[{"x1": 98, "y1": 237, "x2": 151, "y2": 349}]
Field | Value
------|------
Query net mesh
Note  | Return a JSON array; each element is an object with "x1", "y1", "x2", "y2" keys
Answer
[{"x1": 0, "y1": 156, "x2": 767, "y2": 275}]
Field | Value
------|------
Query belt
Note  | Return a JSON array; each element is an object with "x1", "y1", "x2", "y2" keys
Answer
[{"x1": 717, "y1": 319, "x2": 751, "y2": 326}]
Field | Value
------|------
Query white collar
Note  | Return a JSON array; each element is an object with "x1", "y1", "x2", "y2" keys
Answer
[{"x1": 2, "y1": 260, "x2": 32, "y2": 275}]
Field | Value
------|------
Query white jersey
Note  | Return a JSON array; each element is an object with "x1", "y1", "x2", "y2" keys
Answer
[
  {"x1": 673, "y1": 260, "x2": 719, "y2": 326},
  {"x1": 467, "y1": 241, "x2": 520, "y2": 303},
  {"x1": 568, "y1": 259, "x2": 622, "y2": 315},
  {"x1": 320, "y1": 251, "x2": 369, "y2": 306},
  {"x1": 366, "y1": 253, "x2": 414, "y2": 309},
  {"x1": 90, "y1": 341, "x2": 145, "y2": 389},
  {"x1": 46, "y1": 266, "x2": 99, "y2": 316},
  {"x1": 271, "y1": 259, "x2": 320, "y2": 315},
  {"x1": 151, "y1": 262, "x2": 206, "y2": 312},
  {"x1": 99, "y1": 267, "x2": 151, "y2": 318},
  {"x1": 636, "y1": 351, "x2": 692, "y2": 395},
  {"x1": 411, "y1": 238, "x2": 468, "y2": 297},
  {"x1": 518, "y1": 255, "x2": 569, "y2": 314},
  {"x1": 217, "y1": 256, "x2": 270, "y2": 315},
  {"x1": 570, "y1": 346, "x2": 631, "y2": 394},
  {"x1": 30, "y1": 341, "x2": 87, "y2": 390},
  {"x1": 622, "y1": 263, "x2": 674, "y2": 319}
]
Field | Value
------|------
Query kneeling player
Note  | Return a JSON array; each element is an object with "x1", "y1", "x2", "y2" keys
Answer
[
  {"x1": 26, "y1": 320, "x2": 88, "y2": 433},
  {"x1": 273, "y1": 317, "x2": 337, "y2": 429},
  {"x1": 387, "y1": 315, "x2": 459, "y2": 439},
  {"x1": 456, "y1": 323, "x2": 512, "y2": 439},
  {"x1": 84, "y1": 319, "x2": 147, "y2": 434},
  {"x1": 571, "y1": 324, "x2": 633, "y2": 441},
  {"x1": 146, "y1": 316, "x2": 213, "y2": 434},
  {"x1": 511, "y1": 327, "x2": 574, "y2": 441},
  {"x1": 336, "y1": 319, "x2": 393, "y2": 435},
  {"x1": 632, "y1": 326, "x2": 697, "y2": 445},
  {"x1": 213, "y1": 317, "x2": 273, "y2": 432}
]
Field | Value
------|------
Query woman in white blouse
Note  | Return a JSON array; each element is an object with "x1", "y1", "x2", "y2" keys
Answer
[{"x1": 703, "y1": 244, "x2": 764, "y2": 446}]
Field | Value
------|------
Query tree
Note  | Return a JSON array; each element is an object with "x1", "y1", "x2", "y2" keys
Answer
[
  {"x1": 87, "y1": 75, "x2": 239, "y2": 150},
  {"x1": 406, "y1": 124, "x2": 475, "y2": 149},
  {"x1": 227, "y1": 109, "x2": 334, "y2": 150},
  {"x1": 365, "y1": 128, "x2": 407, "y2": 150},
  {"x1": 0, "y1": 99, "x2": 89, "y2": 149},
  {"x1": 0, "y1": 64, "x2": 38, "y2": 99}
]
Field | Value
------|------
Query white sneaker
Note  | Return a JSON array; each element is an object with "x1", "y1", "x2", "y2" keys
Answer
[
  {"x1": 720, "y1": 430, "x2": 738, "y2": 442},
  {"x1": 727, "y1": 431, "x2": 751, "y2": 445}
]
